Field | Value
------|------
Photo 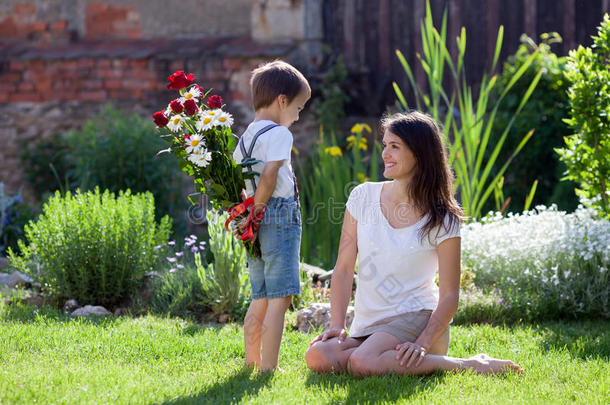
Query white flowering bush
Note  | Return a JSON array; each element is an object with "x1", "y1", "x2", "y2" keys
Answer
[{"x1": 460, "y1": 205, "x2": 609, "y2": 321}]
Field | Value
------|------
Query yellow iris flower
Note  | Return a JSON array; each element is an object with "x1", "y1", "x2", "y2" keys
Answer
[
  {"x1": 350, "y1": 123, "x2": 372, "y2": 133},
  {"x1": 324, "y1": 146, "x2": 343, "y2": 157},
  {"x1": 346, "y1": 135, "x2": 368, "y2": 151}
]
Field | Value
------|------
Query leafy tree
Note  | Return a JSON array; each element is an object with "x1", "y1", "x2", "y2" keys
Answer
[{"x1": 557, "y1": 15, "x2": 610, "y2": 218}]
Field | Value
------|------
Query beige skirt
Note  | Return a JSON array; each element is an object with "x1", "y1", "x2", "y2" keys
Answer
[{"x1": 350, "y1": 310, "x2": 450, "y2": 355}]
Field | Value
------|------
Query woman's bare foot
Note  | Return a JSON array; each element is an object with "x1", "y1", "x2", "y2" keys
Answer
[{"x1": 467, "y1": 353, "x2": 523, "y2": 374}]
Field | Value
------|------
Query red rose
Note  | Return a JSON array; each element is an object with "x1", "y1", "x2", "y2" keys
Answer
[
  {"x1": 183, "y1": 134, "x2": 191, "y2": 141},
  {"x1": 152, "y1": 111, "x2": 169, "y2": 127},
  {"x1": 208, "y1": 95, "x2": 222, "y2": 109},
  {"x1": 167, "y1": 70, "x2": 194, "y2": 90},
  {"x1": 184, "y1": 99, "x2": 198, "y2": 116},
  {"x1": 194, "y1": 85, "x2": 205, "y2": 94},
  {"x1": 170, "y1": 99, "x2": 183, "y2": 114}
]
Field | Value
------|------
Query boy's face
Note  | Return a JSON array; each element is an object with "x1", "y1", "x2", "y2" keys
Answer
[{"x1": 278, "y1": 90, "x2": 310, "y2": 128}]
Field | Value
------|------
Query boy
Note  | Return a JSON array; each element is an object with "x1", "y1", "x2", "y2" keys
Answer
[{"x1": 233, "y1": 60, "x2": 310, "y2": 372}]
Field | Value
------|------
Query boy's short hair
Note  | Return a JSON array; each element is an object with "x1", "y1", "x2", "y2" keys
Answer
[{"x1": 250, "y1": 60, "x2": 310, "y2": 110}]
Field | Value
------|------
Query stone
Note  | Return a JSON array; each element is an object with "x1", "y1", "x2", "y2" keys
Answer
[
  {"x1": 71, "y1": 305, "x2": 112, "y2": 317},
  {"x1": 296, "y1": 303, "x2": 355, "y2": 334},
  {"x1": 301, "y1": 263, "x2": 333, "y2": 284},
  {"x1": 63, "y1": 299, "x2": 80, "y2": 313},
  {"x1": 0, "y1": 256, "x2": 10, "y2": 270},
  {"x1": 7, "y1": 271, "x2": 33, "y2": 288}
]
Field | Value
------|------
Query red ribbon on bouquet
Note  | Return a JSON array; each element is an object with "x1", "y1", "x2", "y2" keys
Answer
[{"x1": 224, "y1": 197, "x2": 266, "y2": 242}]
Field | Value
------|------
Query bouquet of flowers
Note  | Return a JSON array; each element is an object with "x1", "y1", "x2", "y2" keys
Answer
[{"x1": 152, "y1": 70, "x2": 263, "y2": 255}]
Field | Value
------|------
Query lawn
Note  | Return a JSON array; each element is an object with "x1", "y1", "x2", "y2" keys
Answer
[{"x1": 1, "y1": 303, "x2": 608, "y2": 404}]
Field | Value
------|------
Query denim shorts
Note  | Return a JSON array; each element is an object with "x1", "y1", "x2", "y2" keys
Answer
[{"x1": 247, "y1": 196, "x2": 301, "y2": 300}]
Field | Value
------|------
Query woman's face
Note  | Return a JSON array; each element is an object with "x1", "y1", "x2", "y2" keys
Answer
[{"x1": 381, "y1": 129, "x2": 417, "y2": 181}]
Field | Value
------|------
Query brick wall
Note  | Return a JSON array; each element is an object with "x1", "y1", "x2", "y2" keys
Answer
[
  {"x1": 2, "y1": 57, "x2": 157, "y2": 103},
  {"x1": 0, "y1": 39, "x2": 296, "y2": 198},
  {"x1": 0, "y1": 0, "x2": 318, "y2": 200},
  {"x1": 85, "y1": 3, "x2": 142, "y2": 39},
  {"x1": 0, "y1": 0, "x2": 252, "y2": 41},
  {"x1": 0, "y1": 2, "x2": 71, "y2": 43}
]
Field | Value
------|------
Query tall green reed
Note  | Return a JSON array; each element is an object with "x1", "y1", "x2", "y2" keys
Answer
[
  {"x1": 297, "y1": 124, "x2": 381, "y2": 268},
  {"x1": 393, "y1": 1, "x2": 542, "y2": 220}
]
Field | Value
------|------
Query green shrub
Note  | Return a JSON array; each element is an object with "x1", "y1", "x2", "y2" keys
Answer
[
  {"x1": 8, "y1": 188, "x2": 171, "y2": 309},
  {"x1": 196, "y1": 210, "x2": 250, "y2": 318},
  {"x1": 489, "y1": 33, "x2": 578, "y2": 212},
  {"x1": 461, "y1": 205, "x2": 610, "y2": 322},
  {"x1": 65, "y1": 105, "x2": 185, "y2": 226},
  {"x1": 557, "y1": 14, "x2": 610, "y2": 218}
]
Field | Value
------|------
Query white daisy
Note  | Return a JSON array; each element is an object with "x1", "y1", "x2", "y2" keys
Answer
[
  {"x1": 167, "y1": 114, "x2": 185, "y2": 132},
  {"x1": 197, "y1": 110, "x2": 219, "y2": 131},
  {"x1": 185, "y1": 134, "x2": 205, "y2": 154},
  {"x1": 187, "y1": 147, "x2": 202, "y2": 161},
  {"x1": 180, "y1": 86, "x2": 201, "y2": 104},
  {"x1": 188, "y1": 150, "x2": 213, "y2": 167},
  {"x1": 215, "y1": 110, "x2": 233, "y2": 127}
]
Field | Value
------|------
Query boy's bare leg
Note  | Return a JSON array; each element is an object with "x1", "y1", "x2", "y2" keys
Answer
[
  {"x1": 244, "y1": 298, "x2": 268, "y2": 369},
  {"x1": 260, "y1": 296, "x2": 292, "y2": 371}
]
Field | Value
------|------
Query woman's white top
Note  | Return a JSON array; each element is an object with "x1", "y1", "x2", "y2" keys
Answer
[
  {"x1": 232, "y1": 120, "x2": 295, "y2": 199},
  {"x1": 345, "y1": 181, "x2": 460, "y2": 337}
]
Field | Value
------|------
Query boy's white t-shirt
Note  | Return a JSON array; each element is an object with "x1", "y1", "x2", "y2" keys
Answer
[
  {"x1": 233, "y1": 120, "x2": 295, "y2": 199},
  {"x1": 345, "y1": 181, "x2": 461, "y2": 337}
]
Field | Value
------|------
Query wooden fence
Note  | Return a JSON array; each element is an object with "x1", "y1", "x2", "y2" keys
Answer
[{"x1": 321, "y1": 0, "x2": 608, "y2": 114}]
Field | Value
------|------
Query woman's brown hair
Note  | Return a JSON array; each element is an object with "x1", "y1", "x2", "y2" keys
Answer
[{"x1": 381, "y1": 111, "x2": 464, "y2": 242}]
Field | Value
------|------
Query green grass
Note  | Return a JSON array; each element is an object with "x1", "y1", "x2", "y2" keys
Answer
[{"x1": 1, "y1": 303, "x2": 608, "y2": 404}]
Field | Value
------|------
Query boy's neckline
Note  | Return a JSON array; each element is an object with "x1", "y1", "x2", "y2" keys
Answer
[{"x1": 252, "y1": 119, "x2": 279, "y2": 125}]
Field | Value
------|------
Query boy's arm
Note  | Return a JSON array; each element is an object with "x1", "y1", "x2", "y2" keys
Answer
[{"x1": 253, "y1": 160, "x2": 284, "y2": 214}]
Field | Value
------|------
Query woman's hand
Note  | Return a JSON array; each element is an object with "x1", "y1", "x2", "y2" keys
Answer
[
  {"x1": 395, "y1": 341, "x2": 428, "y2": 368},
  {"x1": 309, "y1": 327, "x2": 347, "y2": 346}
]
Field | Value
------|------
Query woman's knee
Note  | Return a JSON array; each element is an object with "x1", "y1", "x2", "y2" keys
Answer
[
  {"x1": 305, "y1": 343, "x2": 331, "y2": 372},
  {"x1": 307, "y1": 341, "x2": 349, "y2": 373}
]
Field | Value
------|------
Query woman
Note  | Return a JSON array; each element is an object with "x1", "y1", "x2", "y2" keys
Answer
[{"x1": 305, "y1": 112, "x2": 522, "y2": 376}]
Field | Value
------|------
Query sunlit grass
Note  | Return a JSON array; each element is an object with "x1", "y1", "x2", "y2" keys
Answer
[{"x1": 1, "y1": 303, "x2": 608, "y2": 404}]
